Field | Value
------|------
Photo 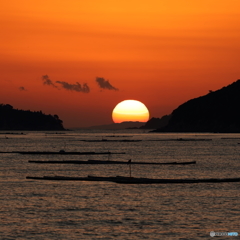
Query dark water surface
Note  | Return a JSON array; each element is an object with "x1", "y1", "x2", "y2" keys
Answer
[{"x1": 1, "y1": 130, "x2": 239, "y2": 239}]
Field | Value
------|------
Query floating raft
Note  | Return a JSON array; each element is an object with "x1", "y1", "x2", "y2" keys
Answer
[
  {"x1": 149, "y1": 138, "x2": 212, "y2": 142},
  {"x1": 104, "y1": 135, "x2": 132, "y2": 137},
  {"x1": 80, "y1": 139, "x2": 142, "y2": 142},
  {"x1": 28, "y1": 160, "x2": 196, "y2": 165},
  {"x1": 26, "y1": 175, "x2": 240, "y2": 184},
  {"x1": 0, "y1": 151, "x2": 125, "y2": 155}
]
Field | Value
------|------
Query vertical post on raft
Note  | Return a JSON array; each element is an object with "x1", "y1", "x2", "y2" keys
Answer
[{"x1": 128, "y1": 159, "x2": 132, "y2": 177}]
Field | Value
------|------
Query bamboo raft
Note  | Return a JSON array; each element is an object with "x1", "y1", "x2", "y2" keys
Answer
[
  {"x1": 26, "y1": 175, "x2": 240, "y2": 184},
  {"x1": 80, "y1": 139, "x2": 142, "y2": 142},
  {"x1": 28, "y1": 160, "x2": 196, "y2": 165},
  {"x1": 0, "y1": 151, "x2": 125, "y2": 155}
]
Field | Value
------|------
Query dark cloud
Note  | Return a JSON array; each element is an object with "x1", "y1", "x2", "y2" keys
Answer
[
  {"x1": 96, "y1": 77, "x2": 118, "y2": 91},
  {"x1": 42, "y1": 75, "x2": 57, "y2": 88},
  {"x1": 56, "y1": 81, "x2": 90, "y2": 93},
  {"x1": 41, "y1": 75, "x2": 90, "y2": 93},
  {"x1": 19, "y1": 86, "x2": 27, "y2": 91}
]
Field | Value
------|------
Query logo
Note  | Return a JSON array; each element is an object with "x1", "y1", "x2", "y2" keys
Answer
[{"x1": 210, "y1": 231, "x2": 238, "y2": 237}]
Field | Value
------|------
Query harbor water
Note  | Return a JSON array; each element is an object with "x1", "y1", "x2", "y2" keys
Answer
[{"x1": 1, "y1": 130, "x2": 239, "y2": 239}]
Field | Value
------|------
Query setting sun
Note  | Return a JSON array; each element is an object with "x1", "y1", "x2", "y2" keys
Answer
[{"x1": 112, "y1": 100, "x2": 150, "y2": 123}]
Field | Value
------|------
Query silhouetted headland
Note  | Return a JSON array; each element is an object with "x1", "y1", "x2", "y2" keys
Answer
[
  {"x1": 140, "y1": 115, "x2": 171, "y2": 129},
  {"x1": 153, "y1": 80, "x2": 240, "y2": 133},
  {"x1": 0, "y1": 104, "x2": 65, "y2": 130},
  {"x1": 76, "y1": 121, "x2": 145, "y2": 130}
]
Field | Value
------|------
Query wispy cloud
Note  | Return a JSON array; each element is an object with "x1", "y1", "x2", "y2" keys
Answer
[
  {"x1": 56, "y1": 81, "x2": 90, "y2": 93},
  {"x1": 19, "y1": 86, "x2": 27, "y2": 91},
  {"x1": 96, "y1": 77, "x2": 118, "y2": 91},
  {"x1": 42, "y1": 75, "x2": 118, "y2": 93},
  {"x1": 42, "y1": 75, "x2": 57, "y2": 88},
  {"x1": 41, "y1": 75, "x2": 90, "y2": 93}
]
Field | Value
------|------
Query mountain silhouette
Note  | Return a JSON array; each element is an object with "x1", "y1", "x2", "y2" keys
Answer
[
  {"x1": 154, "y1": 79, "x2": 240, "y2": 133},
  {"x1": 75, "y1": 121, "x2": 145, "y2": 130},
  {"x1": 140, "y1": 115, "x2": 171, "y2": 129},
  {"x1": 0, "y1": 104, "x2": 65, "y2": 130}
]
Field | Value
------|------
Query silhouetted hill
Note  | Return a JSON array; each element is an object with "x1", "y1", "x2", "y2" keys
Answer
[
  {"x1": 154, "y1": 80, "x2": 240, "y2": 133},
  {"x1": 76, "y1": 121, "x2": 145, "y2": 130},
  {"x1": 0, "y1": 104, "x2": 65, "y2": 130},
  {"x1": 140, "y1": 115, "x2": 171, "y2": 129}
]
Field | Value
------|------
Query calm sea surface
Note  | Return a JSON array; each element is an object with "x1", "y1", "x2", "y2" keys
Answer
[{"x1": 1, "y1": 130, "x2": 239, "y2": 239}]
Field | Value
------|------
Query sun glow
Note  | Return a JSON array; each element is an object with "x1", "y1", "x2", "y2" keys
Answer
[{"x1": 112, "y1": 100, "x2": 150, "y2": 123}]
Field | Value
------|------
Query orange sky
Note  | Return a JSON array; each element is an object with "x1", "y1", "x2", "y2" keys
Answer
[{"x1": 1, "y1": 0, "x2": 240, "y2": 128}]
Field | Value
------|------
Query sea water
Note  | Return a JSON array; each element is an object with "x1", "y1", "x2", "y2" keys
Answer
[{"x1": 0, "y1": 130, "x2": 239, "y2": 239}]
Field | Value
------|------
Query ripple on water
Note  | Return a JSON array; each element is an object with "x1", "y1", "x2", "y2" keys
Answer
[{"x1": 1, "y1": 132, "x2": 240, "y2": 239}]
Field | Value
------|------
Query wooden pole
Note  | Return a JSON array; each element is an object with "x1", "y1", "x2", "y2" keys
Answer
[{"x1": 128, "y1": 159, "x2": 132, "y2": 177}]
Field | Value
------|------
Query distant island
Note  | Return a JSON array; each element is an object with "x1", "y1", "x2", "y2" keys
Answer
[
  {"x1": 0, "y1": 104, "x2": 65, "y2": 130},
  {"x1": 152, "y1": 79, "x2": 240, "y2": 133}
]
